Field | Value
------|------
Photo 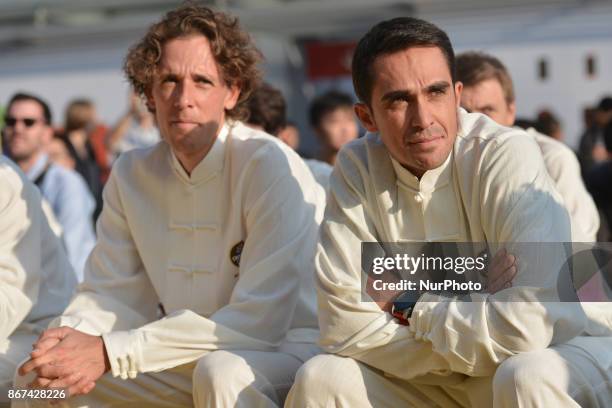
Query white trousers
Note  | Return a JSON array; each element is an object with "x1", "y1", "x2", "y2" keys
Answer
[
  {"x1": 286, "y1": 336, "x2": 612, "y2": 407},
  {"x1": 1, "y1": 332, "x2": 38, "y2": 405},
  {"x1": 12, "y1": 349, "x2": 305, "y2": 408}
]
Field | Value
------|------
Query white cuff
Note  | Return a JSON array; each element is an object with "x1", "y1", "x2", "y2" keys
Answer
[
  {"x1": 409, "y1": 292, "x2": 448, "y2": 340},
  {"x1": 102, "y1": 330, "x2": 141, "y2": 379}
]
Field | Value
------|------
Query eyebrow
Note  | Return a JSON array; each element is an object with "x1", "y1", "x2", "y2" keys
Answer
[
  {"x1": 193, "y1": 73, "x2": 214, "y2": 85},
  {"x1": 380, "y1": 80, "x2": 451, "y2": 103},
  {"x1": 427, "y1": 81, "x2": 451, "y2": 93},
  {"x1": 476, "y1": 104, "x2": 495, "y2": 112},
  {"x1": 157, "y1": 71, "x2": 216, "y2": 85},
  {"x1": 159, "y1": 72, "x2": 178, "y2": 80},
  {"x1": 381, "y1": 90, "x2": 414, "y2": 103}
]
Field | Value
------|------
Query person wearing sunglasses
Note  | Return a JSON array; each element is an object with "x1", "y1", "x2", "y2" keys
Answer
[{"x1": 2, "y1": 92, "x2": 96, "y2": 283}]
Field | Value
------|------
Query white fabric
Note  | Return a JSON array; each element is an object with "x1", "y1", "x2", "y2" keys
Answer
[
  {"x1": 306, "y1": 110, "x2": 611, "y2": 406},
  {"x1": 40, "y1": 199, "x2": 62, "y2": 238},
  {"x1": 12, "y1": 349, "x2": 305, "y2": 408},
  {"x1": 0, "y1": 156, "x2": 76, "y2": 338},
  {"x1": 526, "y1": 127, "x2": 600, "y2": 242},
  {"x1": 1, "y1": 332, "x2": 38, "y2": 404},
  {"x1": 305, "y1": 159, "x2": 332, "y2": 192},
  {"x1": 0, "y1": 157, "x2": 76, "y2": 403},
  {"x1": 39, "y1": 122, "x2": 322, "y2": 397},
  {"x1": 288, "y1": 336, "x2": 612, "y2": 407}
]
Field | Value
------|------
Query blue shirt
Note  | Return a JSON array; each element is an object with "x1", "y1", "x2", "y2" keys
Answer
[{"x1": 26, "y1": 154, "x2": 96, "y2": 282}]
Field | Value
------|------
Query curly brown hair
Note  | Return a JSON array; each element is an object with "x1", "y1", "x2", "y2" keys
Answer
[{"x1": 124, "y1": 2, "x2": 262, "y2": 121}]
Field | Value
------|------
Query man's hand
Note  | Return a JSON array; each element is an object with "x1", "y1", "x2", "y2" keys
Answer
[
  {"x1": 366, "y1": 271, "x2": 403, "y2": 312},
  {"x1": 486, "y1": 248, "x2": 517, "y2": 294},
  {"x1": 19, "y1": 327, "x2": 109, "y2": 398}
]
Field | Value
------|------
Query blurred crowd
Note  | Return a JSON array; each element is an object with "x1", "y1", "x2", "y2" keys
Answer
[
  {"x1": 0, "y1": 71, "x2": 611, "y2": 282},
  {"x1": 511, "y1": 96, "x2": 612, "y2": 241},
  {"x1": 0, "y1": 91, "x2": 162, "y2": 281}
]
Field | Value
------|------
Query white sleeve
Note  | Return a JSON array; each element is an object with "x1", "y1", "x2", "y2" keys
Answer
[
  {"x1": 409, "y1": 134, "x2": 588, "y2": 376},
  {"x1": 0, "y1": 166, "x2": 42, "y2": 338},
  {"x1": 51, "y1": 161, "x2": 160, "y2": 336},
  {"x1": 544, "y1": 144, "x2": 599, "y2": 241}
]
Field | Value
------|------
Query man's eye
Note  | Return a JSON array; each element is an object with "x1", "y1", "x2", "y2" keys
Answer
[
  {"x1": 430, "y1": 88, "x2": 446, "y2": 96},
  {"x1": 162, "y1": 77, "x2": 177, "y2": 84},
  {"x1": 391, "y1": 96, "x2": 410, "y2": 105}
]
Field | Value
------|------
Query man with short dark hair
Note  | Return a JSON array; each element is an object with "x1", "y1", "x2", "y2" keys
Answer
[
  {"x1": 15, "y1": 4, "x2": 322, "y2": 407},
  {"x1": 3, "y1": 92, "x2": 96, "y2": 282},
  {"x1": 287, "y1": 17, "x2": 611, "y2": 407},
  {"x1": 456, "y1": 51, "x2": 600, "y2": 242},
  {"x1": 309, "y1": 90, "x2": 359, "y2": 165},
  {"x1": 246, "y1": 82, "x2": 288, "y2": 137},
  {"x1": 246, "y1": 83, "x2": 333, "y2": 190}
]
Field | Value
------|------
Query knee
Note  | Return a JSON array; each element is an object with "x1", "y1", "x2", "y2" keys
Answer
[
  {"x1": 493, "y1": 351, "x2": 565, "y2": 400},
  {"x1": 290, "y1": 354, "x2": 358, "y2": 403},
  {"x1": 193, "y1": 351, "x2": 252, "y2": 392}
]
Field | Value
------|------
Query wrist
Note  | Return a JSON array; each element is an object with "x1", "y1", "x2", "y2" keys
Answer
[
  {"x1": 390, "y1": 291, "x2": 422, "y2": 326},
  {"x1": 99, "y1": 336, "x2": 111, "y2": 373}
]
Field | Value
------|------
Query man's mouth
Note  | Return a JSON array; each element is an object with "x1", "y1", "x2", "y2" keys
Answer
[
  {"x1": 170, "y1": 120, "x2": 200, "y2": 130},
  {"x1": 171, "y1": 120, "x2": 199, "y2": 125},
  {"x1": 406, "y1": 135, "x2": 442, "y2": 146}
]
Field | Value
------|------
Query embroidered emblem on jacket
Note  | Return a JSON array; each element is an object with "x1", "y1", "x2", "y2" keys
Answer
[{"x1": 230, "y1": 240, "x2": 244, "y2": 268}]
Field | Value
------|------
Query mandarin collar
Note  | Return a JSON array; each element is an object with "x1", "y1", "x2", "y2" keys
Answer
[
  {"x1": 391, "y1": 150, "x2": 452, "y2": 193},
  {"x1": 169, "y1": 122, "x2": 229, "y2": 185}
]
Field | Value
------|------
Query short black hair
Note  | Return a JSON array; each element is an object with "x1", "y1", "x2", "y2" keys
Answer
[
  {"x1": 6, "y1": 92, "x2": 53, "y2": 124},
  {"x1": 352, "y1": 17, "x2": 455, "y2": 104},
  {"x1": 514, "y1": 117, "x2": 536, "y2": 130},
  {"x1": 245, "y1": 83, "x2": 287, "y2": 136},
  {"x1": 309, "y1": 90, "x2": 354, "y2": 128},
  {"x1": 597, "y1": 96, "x2": 612, "y2": 112},
  {"x1": 534, "y1": 110, "x2": 561, "y2": 138}
]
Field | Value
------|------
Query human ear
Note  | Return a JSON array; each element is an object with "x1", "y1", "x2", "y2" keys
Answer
[{"x1": 354, "y1": 103, "x2": 378, "y2": 132}]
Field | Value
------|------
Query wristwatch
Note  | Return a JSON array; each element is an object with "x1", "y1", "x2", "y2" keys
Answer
[{"x1": 390, "y1": 291, "x2": 420, "y2": 326}]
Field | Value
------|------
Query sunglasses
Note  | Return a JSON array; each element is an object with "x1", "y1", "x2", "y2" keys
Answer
[{"x1": 4, "y1": 116, "x2": 44, "y2": 128}]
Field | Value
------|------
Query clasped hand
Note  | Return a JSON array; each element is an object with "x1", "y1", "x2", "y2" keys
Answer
[{"x1": 18, "y1": 327, "x2": 110, "y2": 399}]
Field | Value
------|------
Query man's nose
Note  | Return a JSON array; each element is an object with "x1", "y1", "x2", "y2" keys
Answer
[
  {"x1": 410, "y1": 100, "x2": 435, "y2": 129},
  {"x1": 174, "y1": 81, "x2": 195, "y2": 109},
  {"x1": 14, "y1": 121, "x2": 27, "y2": 132}
]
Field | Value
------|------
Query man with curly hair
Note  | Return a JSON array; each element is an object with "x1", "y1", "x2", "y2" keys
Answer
[{"x1": 15, "y1": 4, "x2": 323, "y2": 407}]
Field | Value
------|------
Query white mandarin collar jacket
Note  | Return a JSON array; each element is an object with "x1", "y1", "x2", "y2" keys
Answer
[
  {"x1": 54, "y1": 122, "x2": 324, "y2": 379},
  {"x1": 316, "y1": 109, "x2": 611, "y2": 382}
]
